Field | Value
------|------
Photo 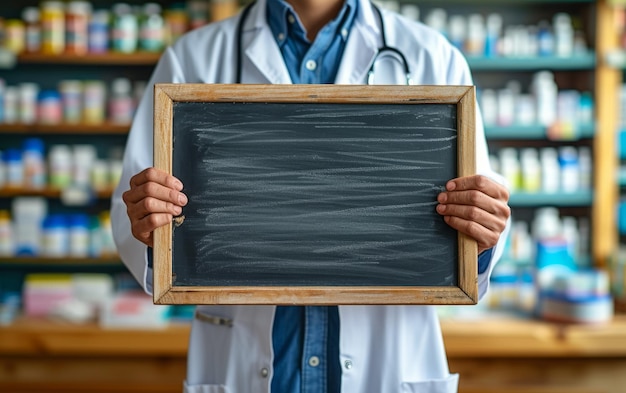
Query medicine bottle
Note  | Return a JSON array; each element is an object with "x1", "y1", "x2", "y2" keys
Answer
[
  {"x1": 48, "y1": 144, "x2": 73, "y2": 189},
  {"x1": 0, "y1": 210, "x2": 13, "y2": 256},
  {"x1": 65, "y1": 1, "x2": 92, "y2": 55},
  {"x1": 111, "y1": 3, "x2": 138, "y2": 53},
  {"x1": 4, "y1": 19, "x2": 25, "y2": 54},
  {"x1": 83, "y1": 81, "x2": 106, "y2": 124},
  {"x1": 40, "y1": 1, "x2": 65, "y2": 55},
  {"x1": 37, "y1": 90, "x2": 63, "y2": 125},
  {"x1": 4, "y1": 148, "x2": 23, "y2": 188},
  {"x1": 139, "y1": 3, "x2": 165, "y2": 52},
  {"x1": 109, "y1": 78, "x2": 134, "y2": 124},
  {"x1": 22, "y1": 7, "x2": 41, "y2": 53},
  {"x1": 22, "y1": 137, "x2": 46, "y2": 189},
  {"x1": 3, "y1": 86, "x2": 19, "y2": 124},
  {"x1": 88, "y1": 10, "x2": 110, "y2": 53},
  {"x1": 19, "y1": 83, "x2": 39, "y2": 125},
  {"x1": 41, "y1": 214, "x2": 68, "y2": 257},
  {"x1": 68, "y1": 213, "x2": 90, "y2": 257},
  {"x1": 59, "y1": 80, "x2": 83, "y2": 124}
]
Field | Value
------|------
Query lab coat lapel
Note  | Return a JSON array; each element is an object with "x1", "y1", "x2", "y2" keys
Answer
[
  {"x1": 334, "y1": 3, "x2": 380, "y2": 84},
  {"x1": 244, "y1": 23, "x2": 292, "y2": 84}
]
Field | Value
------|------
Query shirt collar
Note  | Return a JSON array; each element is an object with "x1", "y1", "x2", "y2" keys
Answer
[{"x1": 266, "y1": 0, "x2": 357, "y2": 46}]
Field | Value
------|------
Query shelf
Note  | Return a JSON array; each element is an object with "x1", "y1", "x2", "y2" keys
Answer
[
  {"x1": 0, "y1": 187, "x2": 113, "y2": 199},
  {"x1": 15, "y1": 52, "x2": 161, "y2": 66},
  {"x1": 467, "y1": 53, "x2": 596, "y2": 70},
  {"x1": 509, "y1": 191, "x2": 593, "y2": 207},
  {"x1": 0, "y1": 123, "x2": 130, "y2": 135},
  {"x1": 485, "y1": 123, "x2": 595, "y2": 140},
  {"x1": 0, "y1": 256, "x2": 122, "y2": 266}
]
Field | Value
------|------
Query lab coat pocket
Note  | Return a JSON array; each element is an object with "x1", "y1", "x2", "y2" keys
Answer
[
  {"x1": 183, "y1": 381, "x2": 229, "y2": 393},
  {"x1": 401, "y1": 373, "x2": 459, "y2": 393}
]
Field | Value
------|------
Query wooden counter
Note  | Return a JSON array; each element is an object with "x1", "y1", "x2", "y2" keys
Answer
[{"x1": 2, "y1": 315, "x2": 626, "y2": 393}]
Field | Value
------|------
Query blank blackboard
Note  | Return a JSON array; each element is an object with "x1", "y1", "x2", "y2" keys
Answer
[{"x1": 153, "y1": 84, "x2": 477, "y2": 305}]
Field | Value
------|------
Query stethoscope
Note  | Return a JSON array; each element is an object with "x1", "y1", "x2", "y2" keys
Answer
[{"x1": 235, "y1": 1, "x2": 413, "y2": 85}]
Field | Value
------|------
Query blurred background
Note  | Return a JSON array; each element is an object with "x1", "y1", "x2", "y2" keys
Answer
[{"x1": 1, "y1": 0, "x2": 626, "y2": 392}]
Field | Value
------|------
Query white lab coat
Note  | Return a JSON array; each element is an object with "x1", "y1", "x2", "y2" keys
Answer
[{"x1": 111, "y1": 0, "x2": 508, "y2": 392}]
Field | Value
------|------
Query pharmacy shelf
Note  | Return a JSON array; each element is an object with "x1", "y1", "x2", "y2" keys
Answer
[
  {"x1": 509, "y1": 190, "x2": 593, "y2": 207},
  {"x1": 0, "y1": 256, "x2": 122, "y2": 266},
  {"x1": 0, "y1": 123, "x2": 130, "y2": 135},
  {"x1": 485, "y1": 123, "x2": 595, "y2": 140},
  {"x1": 467, "y1": 53, "x2": 596, "y2": 70},
  {"x1": 0, "y1": 187, "x2": 113, "y2": 200},
  {"x1": 15, "y1": 52, "x2": 161, "y2": 66}
]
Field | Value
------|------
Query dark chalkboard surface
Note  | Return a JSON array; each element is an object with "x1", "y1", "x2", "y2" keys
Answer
[{"x1": 153, "y1": 84, "x2": 477, "y2": 305}]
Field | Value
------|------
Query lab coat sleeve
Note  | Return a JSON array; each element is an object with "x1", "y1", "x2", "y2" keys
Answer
[
  {"x1": 110, "y1": 46, "x2": 187, "y2": 295},
  {"x1": 445, "y1": 45, "x2": 512, "y2": 300}
]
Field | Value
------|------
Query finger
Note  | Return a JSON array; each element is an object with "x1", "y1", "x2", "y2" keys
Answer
[
  {"x1": 446, "y1": 175, "x2": 509, "y2": 201},
  {"x1": 130, "y1": 167, "x2": 183, "y2": 192},
  {"x1": 124, "y1": 181, "x2": 188, "y2": 208},
  {"x1": 438, "y1": 189, "x2": 510, "y2": 219},
  {"x1": 126, "y1": 195, "x2": 184, "y2": 222},
  {"x1": 437, "y1": 203, "x2": 507, "y2": 234},
  {"x1": 443, "y1": 215, "x2": 501, "y2": 251},
  {"x1": 131, "y1": 212, "x2": 175, "y2": 247}
]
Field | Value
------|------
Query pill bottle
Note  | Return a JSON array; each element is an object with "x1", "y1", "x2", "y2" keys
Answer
[
  {"x1": 4, "y1": 19, "x2": 25, "y2": 54},
  {"x1": 4, "y1": 148, "x2": 23, "y2": 188},
  {"x1": 68, "y1": 213, "x2": 90, "y2": 257},
  {"x1": 59, "y1": 80, "x2": 83, "y2": 124},
  {"x1": 108, "y1": 78, "x2": 134, "y2": 124},
  {"x1": 48, "y1": 144, "x2": 73, "y2": 189},
  {"x1": 88, "y1": 10, "x2": 110, "y2": 53},
  {"x1": 111, "y1": 3, "x2": 138, "y2": 53},
  {"x1": 22, "y1": 7, "x2": 41, "y2": 53},
  {"x1": 83, "y1": 81, "x2": 106, "y2": 124},
  {"x1": 65, "y1": 1, "x2": 92, "y2": 55},
  {"x1": 41, "y1": 214, "x2": 68, "y2": 257},
  {"x1": 0, "y1": 210, "x2": 13, "y2": 256},
  {"x1": 22, "y1": 137, "x2": 46, "y2": 189},
  {"x1": 72, "y1": 145, "x2": 97, "y2": 188},
  {"x1": 4, "y1": 86, "x2": 19, "y2": 124},
  {"x1": 19, "y1": 83, "x2": 39, "y2": 124},
  {"x1": 37, "y1": 90, "x2": 63, "y2": 125},
  {"x1": 139, "y1": 3, "x2": 165, "y2": 52},
  {"x1": 40, "y1": 1, "x2": 65, "y2": 55}
]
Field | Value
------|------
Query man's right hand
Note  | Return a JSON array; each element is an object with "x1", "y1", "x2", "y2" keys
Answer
[{"x1": 122, "y1": 167, "x2": 188, "y2": 247}]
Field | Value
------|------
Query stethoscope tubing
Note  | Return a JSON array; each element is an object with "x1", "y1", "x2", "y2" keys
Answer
[{"x1": 235, "y1": 1, "x2": 412, "y2": 85}]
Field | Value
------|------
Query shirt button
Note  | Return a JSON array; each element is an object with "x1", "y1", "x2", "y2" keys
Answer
[
  {"x1": 308, "y1": 356, "x2": 320, "y2": 367},
  {"x1": 277, "y1": 33, "x2": 285, "y2": 41},
  {"x1": 288, "y1": 14, "x2": 296, "y2": 24},
  {"x1": 260, "y1": 368, "x2": 269, "y2": 378},
  {"x1": 341, "y1": 28, "x2": 348, "y2": 38},
  {"x1": 305, "y1": 60, "x2": 317, "y2": 71},
  {"x1": 344, "y1": 360, "x2": 353, "y2": 370}
]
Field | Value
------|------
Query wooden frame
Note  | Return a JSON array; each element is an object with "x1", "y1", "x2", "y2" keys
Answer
[{"x1": 153, "y1": 84, "x2": 477, "y2": 305}]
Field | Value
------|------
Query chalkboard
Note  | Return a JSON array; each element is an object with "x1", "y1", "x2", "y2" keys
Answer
[{"x1": 153, "y1": 84, "x2": 477, "y2": 305}]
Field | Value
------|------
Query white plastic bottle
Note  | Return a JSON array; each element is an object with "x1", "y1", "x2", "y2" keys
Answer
[
  {"x1": 540, "y1": 147, "x2": 560, "y2": 193},
  {"x1": 532, "y1": 71, "x2": 558, "y2": 127}
]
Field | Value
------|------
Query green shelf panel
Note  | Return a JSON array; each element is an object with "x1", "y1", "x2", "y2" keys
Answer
[
  {"x1": 467, "y1": 53, "x2": 596, "y2": 70},
  {"x1": 509, "y1": 191, "x2": 593, "y2": 207},
  {"x1": 484, "y1": 123, "x2": 595, "y2": 140}
]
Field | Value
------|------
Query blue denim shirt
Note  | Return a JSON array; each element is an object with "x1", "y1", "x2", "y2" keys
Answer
[{"x1": 267, "y1": 0, "x2": 355, "y2": 391}]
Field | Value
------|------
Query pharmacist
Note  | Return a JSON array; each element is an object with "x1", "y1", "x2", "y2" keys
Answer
[{"x1": 111, "y1": 0, "x2": 511, "y2": 392}]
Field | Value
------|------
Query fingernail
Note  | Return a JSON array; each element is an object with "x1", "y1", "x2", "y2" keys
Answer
[
  {"x1": 178, "y1": 193, "x2": 188, "y2": 205},
  {"x1": 174, "y1": 206, "x2": 182, "y2": 215},
  {"x1": 437, "y1": 193, "x2": 447, "y2": 203},
  {"x1": 446, "y1": 181, "x2": 456, "y2": 191},
  {"x1": 436, "y1": 204, "x2": 446, "y2": 213},
  {"x1": 174, "y1": 180, "x2": 183, "y2": 190}
]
